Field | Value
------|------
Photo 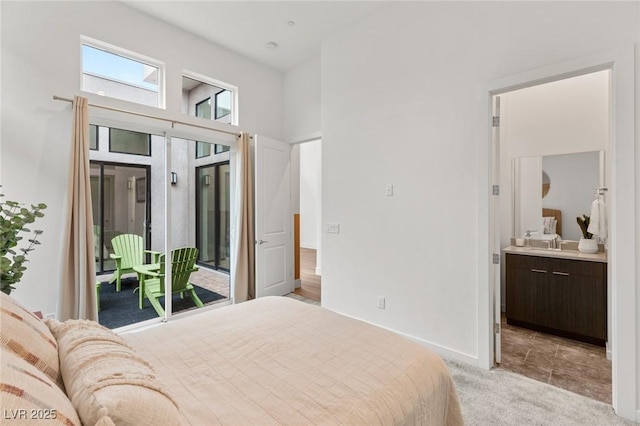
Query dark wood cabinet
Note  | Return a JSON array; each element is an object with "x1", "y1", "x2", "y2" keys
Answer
[{"x1": 506, "y1": 253, "x2": 607, "y2": 346}]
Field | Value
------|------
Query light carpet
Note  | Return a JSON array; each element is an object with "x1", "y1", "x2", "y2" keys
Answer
[{"x1": 445, "y1": 359, "x2": 636, "y2": 425}]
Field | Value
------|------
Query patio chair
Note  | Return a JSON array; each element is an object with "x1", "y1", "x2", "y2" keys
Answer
[
  {"x1": 140, "y1": 247, "x2": 204, "y2": 316},
  {"x1": 108, "y1": 234, "x2": 146, "y2": 292}
]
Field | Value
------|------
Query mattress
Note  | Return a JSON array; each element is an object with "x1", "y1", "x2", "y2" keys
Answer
[{"x1": 122, "y1": 296, "x2": 463, "y2": 425}]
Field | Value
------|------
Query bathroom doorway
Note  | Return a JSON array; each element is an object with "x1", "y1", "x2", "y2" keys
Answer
[{"x1": 491, "y1": 69, "x2": 612, "y2": 403}]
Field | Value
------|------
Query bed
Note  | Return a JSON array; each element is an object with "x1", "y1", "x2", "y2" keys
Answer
[{"x1": 0, "y1": 292, "x2": 463, "y2": 425}]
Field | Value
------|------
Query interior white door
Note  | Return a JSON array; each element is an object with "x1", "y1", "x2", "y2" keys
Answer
[{"x1": 255, "y1": 135, "x2": 294, "y2": 297}]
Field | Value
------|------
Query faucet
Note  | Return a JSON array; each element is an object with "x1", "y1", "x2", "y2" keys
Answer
[{"x1": 548, "y1": 234, "x2": 560, "y2": 250}]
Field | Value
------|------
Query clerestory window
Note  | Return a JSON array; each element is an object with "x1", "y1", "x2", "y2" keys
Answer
[
  {"x1": 182, "y1": 74, "x2": 236, "y2": 157},
  {"x1": 81, "y1": 37, "x2": 164, "y2": 108}
]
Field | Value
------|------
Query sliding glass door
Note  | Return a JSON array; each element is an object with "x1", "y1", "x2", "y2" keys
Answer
[
  {"x1": 90, "y1": 162, "x2": 150, "y2": 274},
  {"x1": 196, "y1": 162, "x2": 230, "y2": 271}
]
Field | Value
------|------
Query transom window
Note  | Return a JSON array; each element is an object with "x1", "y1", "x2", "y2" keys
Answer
[
  {"x1": 109, "y1": 128, "x2": 151, "y2": 156},
  {"x1": 81, "y1": 38, "x2": 164, "y2": 108},
  {"x1": 182, "y1": 74, "x2": 236, "y2": 157}
]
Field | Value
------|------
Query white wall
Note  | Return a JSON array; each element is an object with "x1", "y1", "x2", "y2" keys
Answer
[
  {"x1": 284, "y1": 55, "x2": 321, "y2": 144},
  {"x1": 320, "y1": 1, "x2": 639, "y2": 368},
  {"x1": 299, "y1": 140, "x2": 322, "y2": 249},
  {"x1": 0, "y1": 1, "x2": 284, "y2": 315}
]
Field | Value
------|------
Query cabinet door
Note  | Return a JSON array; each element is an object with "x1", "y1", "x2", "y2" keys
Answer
[
  {"x1": 506, "y1": 261, "x2": 548, "y2": 324},
  {"x1": 548, "y1": 260, "x2": 607, "y2": 339}
]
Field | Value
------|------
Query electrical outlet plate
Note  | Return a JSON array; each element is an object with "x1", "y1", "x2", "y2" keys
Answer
[
  {"x1": 385, "y1": 184, "x2": 394, "y2": 196},
  {"x1": 377, "y1": 296, "x2": 386, "y2": 309}
]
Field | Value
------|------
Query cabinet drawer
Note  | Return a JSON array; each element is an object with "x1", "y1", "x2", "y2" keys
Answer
[
  {"x1": 506, "y1": 253, "x2": 548, "y2": 270},
  {"x1": 549, "y1": 258, "x2": 605, "y2": 279},
  {"x1": 506, "y1": 254, "x2": 605, "y2": 279}
]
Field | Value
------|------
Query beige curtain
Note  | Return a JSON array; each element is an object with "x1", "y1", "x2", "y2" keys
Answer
[
  {"x1": 233, "y1": 132, "x2": 255, "y2": 302},
  {"x1": 58, "y1": 96, "x2": 97, "y2": 321}
]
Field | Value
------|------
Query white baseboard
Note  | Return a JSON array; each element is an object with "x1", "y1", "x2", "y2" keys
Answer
[{"x1": 327, "y1": 309, "x2": 479, "y2": 367}]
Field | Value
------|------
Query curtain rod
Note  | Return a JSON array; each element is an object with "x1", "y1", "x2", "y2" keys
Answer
[{"x1": 53, "y1": 95, "x2": 241, "y2": 137}]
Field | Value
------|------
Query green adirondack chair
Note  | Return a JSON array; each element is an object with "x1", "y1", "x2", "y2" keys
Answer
[
  {"x1": 108, "y1": 234, "x2": 146, "y2": 292},
  {"x1": 140, "y1": 247, "x2": 204, "y2": 316}
]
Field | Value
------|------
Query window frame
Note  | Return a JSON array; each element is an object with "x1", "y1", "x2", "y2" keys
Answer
[
  {"x1": 89, "y1": 124, "x2": 99, "y2": 151},
  {"x1": 214, "y1": 90, "x2": 232, "y2": 120},
  {"x1": 108, "y1": 127, "x2": 152, "y2": 157},
  {"x1": 80, "y1": 35, "x2": 166, "y2": 109},
  {"x1": 182, "y1": 70, "x2": 238, "y2": 126}
]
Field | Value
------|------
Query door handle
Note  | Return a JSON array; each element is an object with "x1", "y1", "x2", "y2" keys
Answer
[
  {"x1": 531, "y1": 269, "x2": 547, "y2": 273},
  {"x1": 552, "y1": 271, "x2": 570, "y2": 276},
  {"x1": 257, "y1": 239, "x2": 268, "y2": 245}
]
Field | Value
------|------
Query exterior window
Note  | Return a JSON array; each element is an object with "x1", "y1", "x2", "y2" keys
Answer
[
  {"x1": 81, "y1": 39, "x2": 163, "y2": 108},
  {"x1": 109, "y1": 128, "x2": 151, "y2": 156},
  {"x1": 182, "y1": 74, "x2": 235, "y2": 156},
  {"x1": 215, "y1": 90, "x2": 231, "y2": 121},
  {"x1": 89, "y1": 125, "x2": 98, "y2": 150},
  {"x1": 195, "y1": 98, "x2": 212, "y2": 158}
]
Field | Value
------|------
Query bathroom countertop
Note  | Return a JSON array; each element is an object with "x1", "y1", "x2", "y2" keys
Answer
[{"x1": 503, "y1": 245, "x2": 607, "y2": 263}]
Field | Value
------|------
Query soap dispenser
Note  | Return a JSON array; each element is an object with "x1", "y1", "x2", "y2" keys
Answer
[{"x1": 524, "y1": 230, "x2": 532, "y2": 247}]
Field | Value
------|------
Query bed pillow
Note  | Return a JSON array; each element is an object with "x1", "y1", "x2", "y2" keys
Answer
[
  {"x1": 47, "y1": 319, "x2": 185, "y2": 426},
  {"x1": 0, "y1": 291, "x2": 62, "y2": 388},
  {"x1": 1, "y1": 349, "x2": 81, "y2": 425}
]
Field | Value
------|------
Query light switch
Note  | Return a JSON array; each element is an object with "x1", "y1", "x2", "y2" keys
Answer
[
  {"x1": 385, "y1": 184, "x2": 394, "y2": 196},
  {"x1": 326, "y1": 223, "x2": 340, "y2": 234}
]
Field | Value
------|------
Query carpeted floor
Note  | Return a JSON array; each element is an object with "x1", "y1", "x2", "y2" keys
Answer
[
  {"x1": 445, "y1": 359, "x2": 636, "y2": 425},
  {"x1": 98, "y1": 277, "x2": 225, "y2": 329}
]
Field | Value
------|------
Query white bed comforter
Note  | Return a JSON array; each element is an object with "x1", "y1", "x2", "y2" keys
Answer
[{"x1": 122, "y1": 296, "x2": 463, "y2": 425}]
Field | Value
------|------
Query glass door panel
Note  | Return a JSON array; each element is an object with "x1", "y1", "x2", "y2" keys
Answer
[{"x1": 90, "y1": 162, "x2": 149, "y2": 274}]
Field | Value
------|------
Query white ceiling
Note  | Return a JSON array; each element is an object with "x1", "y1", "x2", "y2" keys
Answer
[{"x1": 121, "y1": 1, "x2": 391, "y2": 72}]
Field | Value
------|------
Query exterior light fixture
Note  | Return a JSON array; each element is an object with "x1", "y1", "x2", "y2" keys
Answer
[{"x1": 171, "y1": 172, "x2": 178, "y2": 185}]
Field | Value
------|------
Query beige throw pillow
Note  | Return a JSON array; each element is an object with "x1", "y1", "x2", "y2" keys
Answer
[
  {"x1": 0, "y1": 350, "x2": 81, "y2": 425},
  {"x1": 0, "y1": 291, "x2": 62, "y2": 388},
  {"x1": 47, "y1": 319, "x2": 185, "y2": 426}
]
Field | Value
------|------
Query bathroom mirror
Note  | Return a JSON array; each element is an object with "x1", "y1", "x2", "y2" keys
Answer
[{"x1": 513, "y1": 150, "x2": 604, "y2": 242}]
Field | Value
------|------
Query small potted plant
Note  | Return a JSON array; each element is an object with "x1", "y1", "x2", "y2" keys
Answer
[
  {"x1": 576, "y1": 214, "x2": 598, "y2": 253},
  {"x1": 0, "y1": 190, "x2": 47, "y2": 295}
]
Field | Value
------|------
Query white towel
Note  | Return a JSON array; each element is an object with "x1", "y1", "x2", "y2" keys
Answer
[{"x1": 587, "y1": 198, "x2": 608, "y2": 239}]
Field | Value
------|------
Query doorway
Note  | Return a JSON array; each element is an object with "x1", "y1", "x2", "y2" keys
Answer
[
  {"x1": 195, "y1": 162, "x2": 230, "y2": 271},
  {"x1": 293, "y1": 138, "x2": 322, "y2": 303},
  {"x1": 90, "y1": 162, "x2": 150, "y2": 274},
  {"x1": 491, "y1": 70, "x2": 612, "y2": 403}
]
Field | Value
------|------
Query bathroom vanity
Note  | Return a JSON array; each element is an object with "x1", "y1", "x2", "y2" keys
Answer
[{"x1": 503, "y1": 246, "x2": 607, "y2": 346}]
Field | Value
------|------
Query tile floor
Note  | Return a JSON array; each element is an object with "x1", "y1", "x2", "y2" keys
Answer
[{"x1": 498, "y1": 314, "x2": 611, "y2": 404}]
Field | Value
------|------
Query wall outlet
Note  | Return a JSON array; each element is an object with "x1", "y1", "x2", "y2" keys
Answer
[
  {"x1": 377, "y1": 296, "x2": 386, "y2": 309},
  {"x1": 385, "y1": 184, "x2": 394, "y2": 196},
  {"x1": 44, "y1": 312, "x2": 56, "y2": 320},
  {"x1": 326, "y1": 223, "x2": 340, "y2": 234}
]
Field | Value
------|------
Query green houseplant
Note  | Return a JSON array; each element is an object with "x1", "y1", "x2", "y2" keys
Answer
[{"x1": 0, "y1": 190, "x2": 47, "y2": 295}]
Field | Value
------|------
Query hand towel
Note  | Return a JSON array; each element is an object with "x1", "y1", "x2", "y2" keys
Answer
[{"x1": 587, "y1": 198, "x2": 608, "y2": 239}]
